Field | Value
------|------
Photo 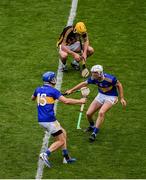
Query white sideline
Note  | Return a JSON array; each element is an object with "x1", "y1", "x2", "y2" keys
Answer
[{"x1": 35, "y1": 0, "x2": 78, "y2": 179}]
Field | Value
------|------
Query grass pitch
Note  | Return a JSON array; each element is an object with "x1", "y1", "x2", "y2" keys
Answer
[{"x1": 0, "y1": 0, "x2": 146, "y2": 178}]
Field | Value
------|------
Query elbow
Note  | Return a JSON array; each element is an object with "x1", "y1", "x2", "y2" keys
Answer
[{"x1": 31, "y1": 95, "x2": 36, "y2": 101}]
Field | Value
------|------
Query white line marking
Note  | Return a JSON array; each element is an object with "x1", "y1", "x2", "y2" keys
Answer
[{"x1": 35, "y1": 0, "x2": 78, "y2": 179}]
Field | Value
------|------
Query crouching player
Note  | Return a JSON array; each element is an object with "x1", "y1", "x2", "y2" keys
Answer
[
  {"x1": 31, "y1": 71, "x2": 86, "y2": 168},
  {"x1": 57, "y1": 22, "x2": 94, "y2": 72},
  {"x1": 65, "y1": 65, "x2": 127, "y2": 142}
]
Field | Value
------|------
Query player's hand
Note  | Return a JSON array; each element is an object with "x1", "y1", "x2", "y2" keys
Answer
[
  {"x1": 82, "y1": 52, "x2": 87, "y2": 61},
  {"x1": 120, "y1": 98, "x2": 127, "y2": 107},
  {"x1": 73, "y1": 53, "x2": 81, "y2": 61},
  {"x1": 80, "y1": 97, "x2": 87, "y2": 104},
  {"x1": 65, "y1": 89, "x2": 73, "y2": 95}
]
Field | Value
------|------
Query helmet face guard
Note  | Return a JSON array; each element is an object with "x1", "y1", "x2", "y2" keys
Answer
[
  {"x1": 74, "y1": 22, "x2": 87, "y2": 34},
  {"x1": 50, "y1": 77, "x2": 57, "y2": 85},
  {"x1": 91, "y1": 65, "x2": 103, "y2": 79},
  {"x1": 42, "y1": 71, "x2": 56, "y2": 85}
]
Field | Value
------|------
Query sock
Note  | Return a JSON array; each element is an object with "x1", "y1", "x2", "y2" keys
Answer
[
  {"x1": 93, "y1": 127, "x2": 100, "y2": 135},
  {"x1": 73, "y1": 60, "x2": 79, "y2": 65},
  {"x1": 45, "y1": 149, "x2": 51, "y2": 157},
  {"x1": 62, "y1": 149, "x2": 70, "y2": 160},
  {"x1": 89, "y1": 120, "x2": 94, "y2": 128}
]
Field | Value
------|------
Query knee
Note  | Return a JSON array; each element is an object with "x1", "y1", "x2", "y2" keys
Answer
[
  {"x1": 88, "y1": 47, "x2": 94, "y2": 56},
  {"x1": 86, "y1": 111, "x2": 92, "y2": 118},
  {"x1": 60, "y1": 51, "x2": 68, "y2": 59},
  {"x1": 98, "y1": 110, "x2": 105, "y2": 118},
  {"x1": 90, "y1": 47, "x2": 94, "y2": 55}
]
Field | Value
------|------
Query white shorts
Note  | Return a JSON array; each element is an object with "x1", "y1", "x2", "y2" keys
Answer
[
  {"x1": 39, "y1": 120, "x2": 62, "y2": 136},
  {"x1": 66, "y1": 41, "x2": 80, "y2": 52},
  {"x1": 95, "y1": 93, "x2": 118, "y2": 105}
]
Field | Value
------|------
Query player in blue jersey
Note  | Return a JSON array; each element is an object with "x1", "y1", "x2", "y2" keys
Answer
[
  {"x1": 31, "y1": 71, "x2": 86, "y2": 167},
  {"x1": 65, "y1": 65, "x2": 127, "y2": 142}
]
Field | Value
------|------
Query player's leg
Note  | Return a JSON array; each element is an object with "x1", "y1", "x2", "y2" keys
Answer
[
  {"x1": 89, "y1": 101, "x2": 113, "y2": 142},
  {"x1": 61, "y1": 128, "x2": 76, "y2": 164},
  {"x1": 72, "y1": 44, "x2": 94, "y2": 72},
  {"x1": 87, "y1": 45, "x2": 94, "y2": 57},
  {"x1": 85, "y1": 99, "x2": 102, "y2": 132},
  {"x1": 75, "y1": 43, "x2": 94, "y2": 55},
  {"x1": 70, "y1": 41, "x2": 81, "y2": 70},
  {"x1": 40, "y1": 132, "x2": 65, "y2": 168},
  {"x1": 39, "y1": 121, "x2": 64, "y2": 167},
  {"x1": 48, "y1": 132, "x2": 65, "y2": 152},
  {"x1": 58, "y1": 46, "x2": 68, "y2": 71},
  {"x1": 96, "y1": 101, "x2": 113, "y2": 128}
]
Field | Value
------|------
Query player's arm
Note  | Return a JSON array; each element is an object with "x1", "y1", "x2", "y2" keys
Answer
[
  {"x1": 116, "y1": 80, "x2": 127, "y2": 107},
  {"x1": 65, "y1": 81, "x2": 88, "y2": 95},
  {"x1": 58, "y1": 95, "x2": 86, "y2": 105},
  {"x1": 31, "y1": 89, "x2": 37, "y2": 101},
  {"x1": 61, "y1": 44, "x2": 78, "y2": 56},
  {"x1": 82, "y1": 33, "x2": 89, "y2": 60},
  {"x1": 61, "y1": 44, "x2": 81, "y2": 61}
]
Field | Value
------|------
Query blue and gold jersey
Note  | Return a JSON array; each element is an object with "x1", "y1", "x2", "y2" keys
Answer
[
  {"x1": 87, "y1": 73, "x2": 118, "y2": 96},
  {"x1": 33, "y1": 85, "x2": 62, "y2": 122}
]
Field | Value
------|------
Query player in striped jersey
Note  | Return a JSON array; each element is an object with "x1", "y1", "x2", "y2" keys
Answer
[{"x1": 57, "y1": 22, "x2": 94, "y2": 71}]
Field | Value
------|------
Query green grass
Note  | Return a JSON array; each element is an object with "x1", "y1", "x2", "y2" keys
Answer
[{"x1": 0, "y1": 0, "x2": 146, "y2": 178}]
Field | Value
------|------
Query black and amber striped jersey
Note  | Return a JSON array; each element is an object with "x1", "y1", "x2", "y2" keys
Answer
[{"x1": 57, "y1": 25, "x2": 88, "y2": 47}]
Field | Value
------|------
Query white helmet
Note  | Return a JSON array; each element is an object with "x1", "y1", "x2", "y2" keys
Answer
[{"x1": 91, "y1": 65, "x2": 103, "y2": 73}]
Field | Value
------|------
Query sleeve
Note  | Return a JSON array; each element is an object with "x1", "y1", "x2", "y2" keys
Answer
[
  {"x1": 82, "y1": 32, "x2": 88, "y2": 42},
  {"x1": 62, "y1": 26, "x2": 74, "y2": 44},
  {"x1": 86, "y1": 77, "x2": 96, "y2": 84},
  {"x1": 112, "y1": 76, "x2": 118, "y2": 86},
  {"x1": 52, "y1": 88, "x2": 62, "y2": 100},
  {"x1": 57, "y1": 26, "x2": 73, "y2": 47}
]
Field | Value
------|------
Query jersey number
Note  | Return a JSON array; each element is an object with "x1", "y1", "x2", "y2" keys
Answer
[{"x1": 37, "y1": 93, "x2": 47, "y2": 106}]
